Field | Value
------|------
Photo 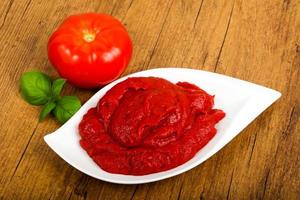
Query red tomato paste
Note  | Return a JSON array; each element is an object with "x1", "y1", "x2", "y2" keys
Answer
[{"x1": 79, "y1": 77, "x2": 225, "y2": 175}]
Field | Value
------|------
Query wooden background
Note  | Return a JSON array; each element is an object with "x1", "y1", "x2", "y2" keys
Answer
[{"x1": 0, "y1": 0, "x2": 299, "y2": 199}]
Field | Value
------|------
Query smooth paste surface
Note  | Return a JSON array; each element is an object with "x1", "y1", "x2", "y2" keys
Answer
[{"x1": 79, "y1": 77, "x2": 225, "y2": 175}]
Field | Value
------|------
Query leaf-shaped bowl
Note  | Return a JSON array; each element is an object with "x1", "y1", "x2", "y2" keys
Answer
[{"x1": 44, "y1": 68, "x2": 281, "y2": 184}]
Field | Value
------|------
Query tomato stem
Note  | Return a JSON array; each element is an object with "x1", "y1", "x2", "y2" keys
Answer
[{"x1": 83, "y1": 32, "x2": 95, "y2": 42}]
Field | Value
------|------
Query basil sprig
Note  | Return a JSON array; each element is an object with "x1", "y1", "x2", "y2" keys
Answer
[
  {"x1": 53, "y1": 96, "x2": 81, "y2": 123},
  {"x1": 20, "y1": 71, "x2": 81, "y2": 124},
  {"x1": 20, "y1": 71, "x2": 52, "y2": 105}
]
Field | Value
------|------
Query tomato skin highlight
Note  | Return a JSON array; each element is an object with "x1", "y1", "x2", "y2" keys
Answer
[{"x1": 48, "y1": 13, "x2": 133, "y2": 88}]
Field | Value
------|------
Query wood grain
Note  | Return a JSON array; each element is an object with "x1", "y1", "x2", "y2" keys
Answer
[{"x1": 0, "y1": 0, "x2": 299, "y2": 199}]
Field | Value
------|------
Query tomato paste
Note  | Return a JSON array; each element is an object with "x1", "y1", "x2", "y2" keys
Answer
[{"x1": 79, "y1": 77, "x2": 225, "y2": 175}]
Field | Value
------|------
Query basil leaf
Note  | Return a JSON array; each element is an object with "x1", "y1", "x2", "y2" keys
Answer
[
  {"x1": 39, "y1": 101, "x2": 56, "y2": 121},
  {"x1": 53, "y1": 96, "x2": 81, "y2": 124},
  {"x1": 52, "y1": 78, "x2": 66, "y2": 99},
  {"x1": 20, "y1": 71, "x2": 52, "y2": 105}
]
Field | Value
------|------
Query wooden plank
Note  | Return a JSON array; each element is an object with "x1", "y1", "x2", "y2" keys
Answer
[
  {"x1": 0, "y1": 0, "x2": 119, "y2": 198},
  {"x1": 0, "y1": 0, "x2": 299, "y2": 199},
  {"x1": 213, "y1": 0, "x2": 300, "y2": 199},
  {"x1": 128, "y1": 0, "x2": 238, "y2": 199}
]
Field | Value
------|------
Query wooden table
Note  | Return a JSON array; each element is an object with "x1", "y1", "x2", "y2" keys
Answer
[{"x1": 0, "y1": 0, "x2": 299, "y2": 199}]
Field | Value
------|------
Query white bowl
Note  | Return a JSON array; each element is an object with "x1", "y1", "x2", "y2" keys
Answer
[{"x1": 44, "y1": 68, "x2": 281, "y2": 184}]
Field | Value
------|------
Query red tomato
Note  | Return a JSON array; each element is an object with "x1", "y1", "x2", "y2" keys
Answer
[{"x1": 48, "y1": 13, "x2": 133, "y2": 88}]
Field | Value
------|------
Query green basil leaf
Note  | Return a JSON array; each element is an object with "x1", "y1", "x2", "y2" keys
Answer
[
  {"x1": 39, "y1": 101, "x2": 56, "y2": 121},
  {"x1": 52, "y1": 78, "x2": 66, "y2": 99},
  {"x1": 53, "y1": 96, "x2": 81, "y2": 124},
  {"x1": 20, "y1": 71, "x2": 52, "y2": 105}
]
